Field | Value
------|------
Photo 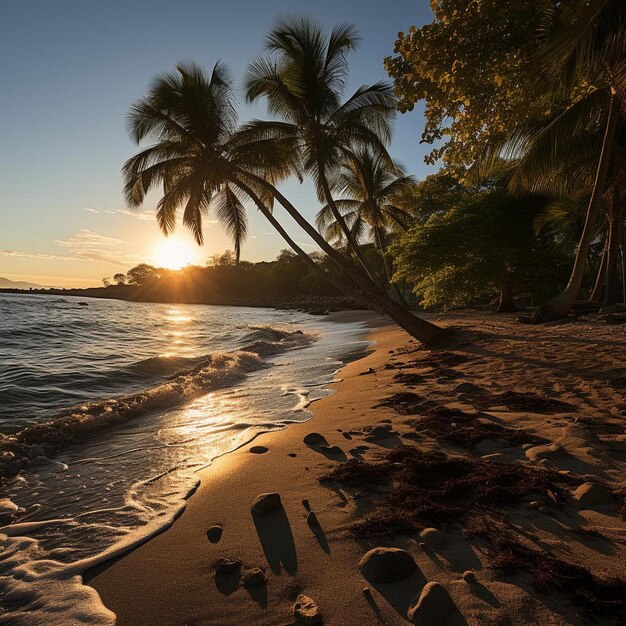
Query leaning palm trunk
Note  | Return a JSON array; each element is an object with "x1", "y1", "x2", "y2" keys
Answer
[
  {"x1": 531, "y1": 90, "x2": 620, "y2": 322},
  {"x1": 603, "y1": 183, "x2": 622, "y2": 308},
  {"x1": 589, "y1": 242, "x2": 607, "y2": 302},
  {"x1": 235, "y1": 179, "x2": 381, "y2": 312},
  {"x1": 374, "y1": 226, "x2": 407, "y2": 306},
  {"x1": 243, "y1": 171, "x2": 445, "y2": 344},
  {"x1": 318, "y1": 166, "x2": 387, "y2": 292}
]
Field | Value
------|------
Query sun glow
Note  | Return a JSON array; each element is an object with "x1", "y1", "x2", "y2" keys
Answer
[{"x1": 152, "y1": 236, "x2": 199, "y2": 270}]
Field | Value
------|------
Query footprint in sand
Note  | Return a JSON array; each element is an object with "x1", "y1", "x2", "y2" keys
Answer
[{"x1": 206, "y1": 525, "x2": 223, "y2": 544}]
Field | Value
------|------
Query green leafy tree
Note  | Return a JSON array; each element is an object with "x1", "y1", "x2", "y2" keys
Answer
[
  {"x1": 392, "y1": 189, "x2": 554, "y2": 311},
  {"x1": 126, "y1": 264, "x2": 160, "y2": 286},
  {"x1": 394, "y1": 170, "x2": 476, "y2": 224},
  {"x1": 113, "y1": 273, "x2": 126, "y2": 285},
  {"x1": 385, "y1": 0, "x2": 553, "y2": 168}
]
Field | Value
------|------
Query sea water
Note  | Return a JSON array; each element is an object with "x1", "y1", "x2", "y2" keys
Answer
[{"x1": 0, "y1": 293, "x2": 371, "y2": 624}]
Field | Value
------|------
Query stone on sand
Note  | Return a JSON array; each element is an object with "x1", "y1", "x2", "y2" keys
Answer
[
  {"x1": 419, "y1": 527, "x2": 445, "y2": 547},
  {"x1": 213, "y1": 557, "x2": 241, "y2": 576},
  {"x1": 525, "y1": 443, "x2": 566, "y2": 462},
  {"x1": 462, "y1": 570, "x2": 476, "y2": 583},
  {"x1": 249, "y1": 445, "x2": 269, "y2": 454},
  {"x1": 206, "y1": 525, "x2": 223, "y2": 543},
  {"x1": 369, "y1": 425, "x2": 393, "y2": 439},
  {"x1": 304, "y1": 432, "x2": 325, "y2": 445},
  {"x1": 454, "y1": 382, "x2": 481, "y2": 394},
  {"x1": 250, "y1": 492, "x2": 282, "y2": 516},
  {"x1": 407, "y1": 581, "x2": 455, "y2": 625},
  {"x1": 293, "y1": 593, "x2": 322, "y2": 625},
  {"x1": 358, "y1": 547, "x2": 416, "y2": 583},
  {"x1": 241, "y1": 567, "x2": 266, "y2": 586},
  {"x1": 320, "y1": 444, "x2": 343, "y2": 456},
  {"x1": 573, "y1": 482, "x2": 614, "y2": 508}
]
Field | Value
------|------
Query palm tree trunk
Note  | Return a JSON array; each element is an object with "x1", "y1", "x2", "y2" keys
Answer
[
  {"x1": 241, "y1": 170, "x2": 446, "y2": 344},
  {"x1": 589, "y1": 241, "x2": 607, "y2": 302},
  {"x1": 531, "y1": 89, "x2": 620, "y2": 322},
  {"x1": 233, "y1": 179, "x2": 381, "y2": 312},
  {"x1": 621, "y1": 212, "x2": 626, "y2": 303},
  {"x1": 374, "y1": 226, "x2": 407, "y2": 306},
  {"x1": 318, "y1": 164, "x2": 387, "y2": 292},
  {"x1": 603, "y1": 182, "x2": 621, "y2": 308}
]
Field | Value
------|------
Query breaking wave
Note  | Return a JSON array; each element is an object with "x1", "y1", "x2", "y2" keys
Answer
[{"x1": 0, "y1": 326, "x2": 315, "y2": 480}]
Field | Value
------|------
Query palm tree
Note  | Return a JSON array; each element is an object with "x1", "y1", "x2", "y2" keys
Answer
[
  {"x1": 243, "y1": 16, "x2": 394, "y2": 292},
  {"x1": 123, "y1": 61, "x2": 444, "y2": 344},
  {"x1": 476, "y1": 0, "x2": 625, "y2": 321},
  {"x1": 316, "y1": 149, "x2": 414, "y2": 299}
]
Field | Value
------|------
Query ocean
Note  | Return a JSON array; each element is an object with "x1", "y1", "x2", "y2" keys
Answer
[{"x1": 0, "y1": 293, "x2": 371, "y2": 624}]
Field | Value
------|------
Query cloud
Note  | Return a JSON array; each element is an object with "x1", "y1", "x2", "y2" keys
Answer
[
  {"x1": 84, "y1": 208, "x2": 99, "y2": 214},
  {"x1": 0, "y1": 249, "x2": 78, "y2": 261},
  {"x1": 56, "y1": 230, "x2": 124, "y2": 248},
  {"x1": 54, "y1": 229, "x2": 128, "y2": 265},
  {"x1": 115, "y1": 208, "x2": 154, "y2": 221},
  {"x1": 3, "y1": 230, "x2": 143, "y2": 269},
  {"x1": 296, "y1": 241, "x2": 317, "y2": 249}
]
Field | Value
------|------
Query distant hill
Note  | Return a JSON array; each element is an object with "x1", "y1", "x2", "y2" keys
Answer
[{"x1": 0, "y1": 277, "x2": 50, "y2": 290}]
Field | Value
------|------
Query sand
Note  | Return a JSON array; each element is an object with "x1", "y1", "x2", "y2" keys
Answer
[{"x1": 88, "y1": 311, "x2": 626, "y2": 625}]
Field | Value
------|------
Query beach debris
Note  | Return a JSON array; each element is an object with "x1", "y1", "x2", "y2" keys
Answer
[
  {"x1": 527, "y1": 501, "x2": 541, "y2": 510},
  {"x1": 304, "y1": 432, "x2": 325, "y2": 445},
  {"x1": 293, "y1": 593, "x2": 322, "y2": 624},
  {"x1": 454, "y1": 382, "x2": 481, "y2": 394},
  {"x1": 358, "y1": 547, "x2": 416, "y2": 583},
  {"x1": 462, "y1": 570, "x2": 476, "y2": 583},
  {"x1": 206, "y1": 525, "x2": 223, "y2": 544},
  {"x1": 573, "y1": 482, "x2": 614, "y2": 508},
  {"x1": 241, "y1": 567, "x2": 267, "y2": 586},
  {"x1": 407, "y1": 581, "x2": 455, "y2": 625},
  {"x1": 525, "y1": 443, "x2": 566, "y2": 462},
  {"x1": 249, "y1": 445, "x2": 269, "y2": 454},
  {"x1": 213, "y1": 557, "x2": 241, "y2": 576},
  {"x1": 251, "y1": 492, "x2": 282, "y2": 515}
]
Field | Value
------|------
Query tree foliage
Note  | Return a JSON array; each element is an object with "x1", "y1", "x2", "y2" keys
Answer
[
  {"x1": 385, "y1": 0, "x2": 554, "y2": 168},
  {"x1": 392, "y1": 186, "x2": 563, "y2": 310}
]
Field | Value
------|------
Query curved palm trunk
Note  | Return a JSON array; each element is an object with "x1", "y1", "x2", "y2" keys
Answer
[
  {"x1": 589, "y1": 241, "x2": 607, "y2": 302},
  {"x1": 234, "y1": 179, "x2": 381, "y2": 312},
  {"x1": 531, "y1": 90, "x2": 620, "y2": 323},
  {"x1": 374, "y1": 225, "x2": 407, "y2": 306},
  {"x1": 603, "y1": 183, "x2": 621, "y2": 308},
  {"x1": 318, "y1": 164, "x2": 387, "y2": 292},
  {"x1": 241, "y1": 170, "x2": 445, "y2": 344}
]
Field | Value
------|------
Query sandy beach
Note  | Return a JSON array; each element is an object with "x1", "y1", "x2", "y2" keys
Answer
[{"x1": 88, "y1": 311, "x2": 626, "y2": 625}]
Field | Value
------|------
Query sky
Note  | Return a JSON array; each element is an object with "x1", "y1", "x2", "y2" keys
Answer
[{"x1": 1, "y1": 0, "x2": 435, "y2": 287}]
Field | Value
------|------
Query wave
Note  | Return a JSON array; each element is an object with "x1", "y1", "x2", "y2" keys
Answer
[{"x1": 0, "y1": 327, "x2": 315, "y2": 480}]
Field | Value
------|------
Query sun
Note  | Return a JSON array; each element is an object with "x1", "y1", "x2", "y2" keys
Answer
[{"x1": 152, "y1": 236, "x2": 199, "y2": 270}]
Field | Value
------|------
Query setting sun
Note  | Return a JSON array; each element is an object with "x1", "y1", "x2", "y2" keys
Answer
[{"x1": 152, "y1": 236, "x2": 199, "y2": 270}]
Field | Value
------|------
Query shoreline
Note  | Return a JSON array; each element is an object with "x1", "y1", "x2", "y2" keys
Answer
[
  {"x1": 0, "y1": 287, "x2": 365, "y2": 315},
  {"x1": 87, "y1": 311, "x2": 626, "y2": 625}
]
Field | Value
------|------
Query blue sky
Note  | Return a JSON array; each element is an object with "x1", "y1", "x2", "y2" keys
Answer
[{"x1": 1, "y1": 0, "x2": 435, "y2": 287}]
